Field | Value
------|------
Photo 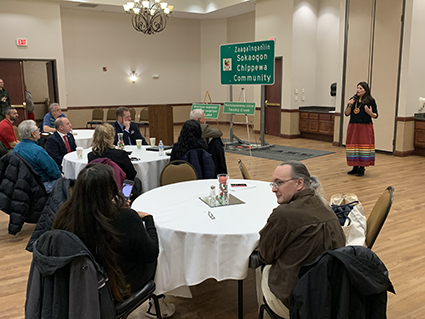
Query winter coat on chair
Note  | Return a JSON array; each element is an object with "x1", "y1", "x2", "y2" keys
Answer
[
  {"x1": 0, "y1": 153, "x2": 48, "y2": 235},
  {"x1": 181, "y1": 148, "x2": 216, "y2": 179},
  {"x1": 25, "y1": 229, "x2": 115, "y2": 319},
  {"x1": 26, "y1": 178, "x2": 73, "y2": 252},
  {"x1": 290, "y1": 245, "x2": 395, "y2": 319}
]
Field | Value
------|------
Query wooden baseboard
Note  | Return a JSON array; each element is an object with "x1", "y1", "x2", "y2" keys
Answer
[
  {"x1": 332, "y1": 141, "x2": 340, "y2": 147},
  {"x1": 280, "y1": 134, "x2": 301, "y2": 139},
  {"x1": 393, "y1": 150, "x2": 415, "y2": 157}
]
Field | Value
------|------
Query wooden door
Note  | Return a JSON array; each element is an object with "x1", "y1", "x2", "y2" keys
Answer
[
  {"x1": 264, "y1": 57, "x2": 282, "y2": 136},
  {"x1": 0, "y1": 60, "x2": 26, "y2": 125}
]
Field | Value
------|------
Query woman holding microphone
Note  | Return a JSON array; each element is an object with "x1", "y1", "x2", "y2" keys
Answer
[{"x1": 344, "y1": 82, "x2": 378, "y2": 176}]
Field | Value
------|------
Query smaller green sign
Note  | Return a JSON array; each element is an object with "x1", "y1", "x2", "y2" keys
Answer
[
  {"x1": 191, "y1": 104, "x2": 221, "y2": 119},
  {"x1": 223, "y1": 102, "x2": 256, "y2": 115}
]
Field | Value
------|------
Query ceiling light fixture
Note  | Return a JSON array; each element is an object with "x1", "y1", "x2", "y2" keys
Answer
[{"x1": 123, "y1": 0, "x2": 174, "y2": 35}]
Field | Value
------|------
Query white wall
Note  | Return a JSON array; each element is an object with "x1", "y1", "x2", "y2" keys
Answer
[
  {"x1": 227, "y1": 12, "x2": 256, "y2": 103},
  {"x1": 255, "y1": 0, "x2": 294, "y2": 110},
  {"x1": 61, "y1": 8, "x2": 201, "y2": 107},
  {"x1": 200, "y1": 19, "x2": 228, "y2": 103},
  {"x1": 315, "y1": 0, "x2": 340, "y2": 106},
  {"x1": 0, "y1": 0, "x2": 67, "y2": 108},
  {"x1": 398, "y1": 0, "x2": 425, "y2": 117},
  {"x1": 292, "y1": 0, "x2": 319, "y2": 108}
]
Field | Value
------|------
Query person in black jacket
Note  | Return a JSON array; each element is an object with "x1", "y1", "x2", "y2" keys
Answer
[
  {"x1": 88, "y1": 123, "x2": 136, "y2": 180},
  {"x1": 112, "y1": 106, "x2": 147, "y2": 146},
  {"x1": 344, "y1": 81, "x2": 378, "y2": 176},
  {"x1": 52, "y1": 163, "x2": 175, "y2": 317},
  {"x1": 46, "y1": 118, "x2": 76, "y2": 170},
  {"x1": 170, "y1": 119, "x2": 208, "y2": 161}
]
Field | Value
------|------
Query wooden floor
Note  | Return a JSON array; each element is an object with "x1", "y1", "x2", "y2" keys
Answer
[{"x1": 1, "y1": 124, "x2": 424, "y2": 318}]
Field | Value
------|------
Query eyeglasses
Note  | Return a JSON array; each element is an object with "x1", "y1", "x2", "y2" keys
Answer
[{"x1": 270, "y1": 178, "x2": 297, "y2": 188}]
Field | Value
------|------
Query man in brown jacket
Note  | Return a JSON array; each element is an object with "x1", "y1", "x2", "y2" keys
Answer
[{"x1": 258, "y1": 161, "x2": 345, "y2": 317}]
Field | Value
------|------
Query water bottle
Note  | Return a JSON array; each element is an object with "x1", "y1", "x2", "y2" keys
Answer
[
  {"x1": 158, "y1": 140, "x2": 165, "y2": 156},
  {"x1": 209, "y1": 185, "x2": 216, "y2": 206}
]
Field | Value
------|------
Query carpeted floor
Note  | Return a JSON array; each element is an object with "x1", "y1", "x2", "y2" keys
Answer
[{"x1": 225, "y1": 143, "x2": 334, "y2": 162}]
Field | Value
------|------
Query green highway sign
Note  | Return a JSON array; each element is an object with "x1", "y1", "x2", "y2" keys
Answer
[
  {"x1": 220, "y1": 40, "x2": 275, "y2": 85},
  {"x1": 223, "y1": 102, "x2": 256, "y2": 115},
  {"x1": 191, "y1": 104, "x2": 221, "y2": 119}
]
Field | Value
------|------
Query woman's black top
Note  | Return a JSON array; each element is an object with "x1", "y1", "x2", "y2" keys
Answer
[
  {"x1": 347, "y1": 98, "x2": 378, "y2": 124},
  {"x1": 88, "y1": 148, "x2": 137, "y2": 180},
  {"x1": 113, "y1": 208, "x2": 159, "y2": 293}
]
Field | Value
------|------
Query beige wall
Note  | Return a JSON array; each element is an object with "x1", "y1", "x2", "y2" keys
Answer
[
  {"x1": 61, "y1": 8, "x2": 201, "y2": 107},
  {"x1": 0, "y1": 0, "x2": 67, "y2": 108}
]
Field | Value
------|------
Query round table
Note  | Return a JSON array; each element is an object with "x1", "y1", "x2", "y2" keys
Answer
[
  {"x1": 62, "y1": 145, "x2": 170, "y2": 193},
  {"x1": 131, "y1": 179, "x2": 278, "y2": 296},
  {"x1": 71, "y1": 129, "x2": 95, "y2": 149}
]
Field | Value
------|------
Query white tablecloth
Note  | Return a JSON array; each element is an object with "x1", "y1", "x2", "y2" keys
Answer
[
  {"x1": 62, "y1": 145, "x2": 170, "y2": 193},
  {"x1": 131, "y1": 179, "x2": 278, "y2": 296},
  {"x1": 71, "y1": 129, "x2": 95, "y2": 149}
]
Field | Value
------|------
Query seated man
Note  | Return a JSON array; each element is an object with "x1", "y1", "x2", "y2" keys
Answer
[
  {"x1": 190, "y1": 109, "x2": 223, "y2": 145},
  {"x1": 112, "y1": 106, "x2": 147, "y2": 146},
  {"x1": 46, "y1": 118, "x2": 76, "y2": 170},
  {"x1": 190, "y1": 109, "x2": 227, "y2": 174},
  {"x1": 258, "y1": 161, "x2": 345, "y2": 317},
  {"x1": 0, "y1": 107, "x2": 19, "y2": 150},
  {"x1": 14, "y1": 120, "x2": 62, "y2": 193},
  {"x1": 43, "y1": 103, "x2": 66, "y2": 133}
]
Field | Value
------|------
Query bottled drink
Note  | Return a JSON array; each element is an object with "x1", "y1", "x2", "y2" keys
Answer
[
  {"x1": 158, "y1": 140, "x2": 165, "y2": 156},
  {"x1": 209, "y1": 185, "x2": 216, "y2": 206}
]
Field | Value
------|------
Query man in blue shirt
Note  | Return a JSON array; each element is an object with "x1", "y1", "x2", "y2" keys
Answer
[
  {"x1": 43, "y1": 103, "x2": 66, "y2": 133},
  {"x1": 14, "y1": 120, "x2": 62, "y2": 193},
  {"x1": 112, "y1": 106, "x2": 147, "y2": 145}
]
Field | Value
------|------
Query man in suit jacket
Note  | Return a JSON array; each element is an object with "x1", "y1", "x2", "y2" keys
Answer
[
  {"x1": 46, "y1": 117, "x2": 76, "y2": 170},
  {"x1": 112, "y1": 106, "x2": 147, "y2": 146}
]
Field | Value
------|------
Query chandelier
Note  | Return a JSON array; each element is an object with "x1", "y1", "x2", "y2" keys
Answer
[{"x1": 123, "y1": 0, "x2": 174, "y2": 35}]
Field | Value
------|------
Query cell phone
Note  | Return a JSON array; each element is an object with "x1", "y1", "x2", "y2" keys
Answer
[
  {"x1": 121, "y1": 179, "x2": 135, "y2": 200},
  {"x1": 231, "y1": 183, "x2": 247, "y2": 187}
]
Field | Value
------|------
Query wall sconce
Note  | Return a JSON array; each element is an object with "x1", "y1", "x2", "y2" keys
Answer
[{"x1": 130, "y1": 71, "x2": 137, "y2": 83}]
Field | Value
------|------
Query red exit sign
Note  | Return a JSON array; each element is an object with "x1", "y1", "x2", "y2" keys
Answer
[{"x1": 16, "y1": 38, "x2": 27, "y2": 46}]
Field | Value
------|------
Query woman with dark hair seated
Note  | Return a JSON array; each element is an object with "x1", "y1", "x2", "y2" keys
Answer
[
  {"x1": 52, "y1": 163, "x2": 175, "y2": 317},
  {"x1": 170, "y1": 119, "x2": 207, "y2": 162},
  {"x1": 88, "y1": 124, "x2": 136, "y2": 181}
]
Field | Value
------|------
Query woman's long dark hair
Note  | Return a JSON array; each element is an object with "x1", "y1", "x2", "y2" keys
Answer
[
  {"x1": 357, "y1": 81, "x2": 373, "y2": 105},
  {"x1": 173, "y1": 119, "x2": 206, "y2": 159},
  {"x1": 53, "y1": 163, "x2": 129, "y2": 301}
]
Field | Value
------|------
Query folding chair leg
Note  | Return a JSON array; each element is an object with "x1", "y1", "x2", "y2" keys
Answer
[{"x1": 151, "y1": 295, "x2": 162, "y2": 319}]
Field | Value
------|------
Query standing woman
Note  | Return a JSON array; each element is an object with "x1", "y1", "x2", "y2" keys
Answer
[{"x1": 345, "y1": 81, "x2": 378, "y2": 176}]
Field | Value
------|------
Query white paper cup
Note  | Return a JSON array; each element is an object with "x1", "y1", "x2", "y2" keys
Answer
[
  {"x1": 136, "y1": 139, "x2": 142, "y2": 149},
  {"x1": 150, "y1": 137, "x2": 156, "y2": 147},
  {"x1": 76, "y1": 147, "x2": 83, "y2": 159}
]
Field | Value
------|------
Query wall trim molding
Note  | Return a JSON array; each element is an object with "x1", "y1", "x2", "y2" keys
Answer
[
  {"x1": 394, "y1": 150, "x2": 414, "y2": 157},
  {"x1": 396, "y1": 116, "x2": 415, "y2": 122}
]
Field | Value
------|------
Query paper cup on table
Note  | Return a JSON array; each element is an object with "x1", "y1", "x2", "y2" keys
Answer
[
  {"x1": 150, "y1": 137, "x2": 156, "y2": 147},
  {"x1": 76, "y1": 147, "x2": 83, "y2": 159},
  {"x1": 136, "y1": 139, "x2": 142, "y2": 149}
]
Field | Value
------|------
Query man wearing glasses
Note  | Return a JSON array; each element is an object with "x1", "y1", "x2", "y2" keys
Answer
[{"x1": 258, "y1": 161, "x2": 345, "y2": 317}]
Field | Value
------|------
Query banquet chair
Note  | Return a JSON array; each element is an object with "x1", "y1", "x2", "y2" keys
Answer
[
  {"x1": 86, "y1": 108, "x2": 104, "y2": 128},
  {"x1": 129, "y1": 107, "x2": 136, "y2": 120},
  {"x1": 366, "y1": 186, "x2": 394, "y2": 249},
  {"x1": 135, "y1": 107, "x2": 149, "y2": 136},
  {"x1": 160, "y1": 160, "x2": 198, "y2": 186},
  {"x1": 115, "y1": 280, "x2": 162, "y2": 319},
  {"x1": 238, "y1": 159, "x2": 251, "y2": 179},
  {"x1": 106, "y1": 107, "x2": 117, "y2": 124}
]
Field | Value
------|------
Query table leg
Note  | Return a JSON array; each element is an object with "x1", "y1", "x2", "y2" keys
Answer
[{"x1": 238, "y1": 279, "x2": 243, "y2": 319}]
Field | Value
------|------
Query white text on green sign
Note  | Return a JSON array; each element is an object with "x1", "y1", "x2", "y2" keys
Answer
[
  {"x1": 220, "y1": 40, "x2": 275, "y2": 85},
  {"x1": 223, "y1": 102, "x2": 256, "y2": 115},
  {"x1": 191, "y1": 104, "x2": 221, "y2": 119}
]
